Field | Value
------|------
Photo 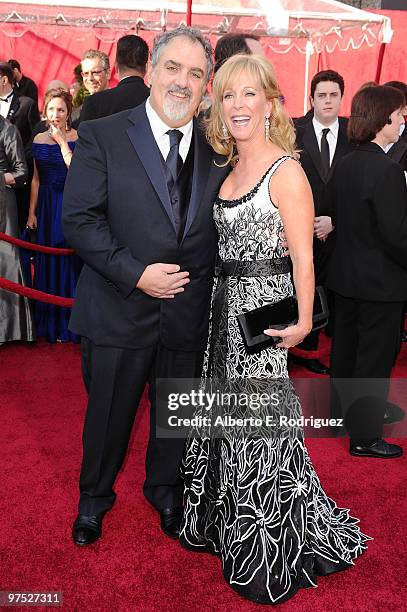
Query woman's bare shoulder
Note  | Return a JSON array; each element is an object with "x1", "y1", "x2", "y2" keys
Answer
[{"x1": 33, "y1": 131, "x2": 49, "y2": 144}]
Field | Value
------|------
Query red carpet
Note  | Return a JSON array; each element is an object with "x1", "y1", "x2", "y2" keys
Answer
[{"x1": 1, "y1": 336, "x2": 406, "y2": 611}]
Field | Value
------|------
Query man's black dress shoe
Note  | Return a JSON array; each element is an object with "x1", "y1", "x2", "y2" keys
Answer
[
  {"x1": 290, "y1": 355, "x2": 329, "y2": 375},
  {"x1": 160, "y1": 507, "x2": 183, "y2": 540},
  {"x1": 383, "y1": 402, "x2": 405, "y2": 425},
  {"x1": 350, "y1": 438, "x2": 403, "y2": 458},
  {"x1": 72, "y1": 513, "x2": 105, "y2": 546}
]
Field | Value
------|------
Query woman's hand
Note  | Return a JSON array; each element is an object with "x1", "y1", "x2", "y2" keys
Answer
[
  {"x1": 264, "y1": 322, "x2": 312, "y2": 349},
  {"x1": 26, "y1": 214, "x2": 37, "y2": 229},
  {"x1": 49, "y1": 125, "x2": 67, "y2": 146}
]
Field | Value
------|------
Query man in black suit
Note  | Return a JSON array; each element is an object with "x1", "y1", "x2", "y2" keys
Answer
[
  {"x1": 70, "y1": 50, "x2": 111, "y2": 128},
  {"x1": 8, "y1": 59, "x2": 38, "y2": 106},
  {"x1": 214, "y1": 32, "x2": 264, "y2": 73},
  {"x1": 0, "y1": 62, "x2": 40, "y2": 231},
  {"x1": 62, "y1": 26, "x2": 228, "y2": 546},
  {"x1": 292, "y1": 70, "x2": 352, "y2": 375},
  {"x1": 0, "y1": 63, "x2": 39, "y2": 148},
  {"x1": 80, "y1": 35, "x2": 150, "y2": 122}
]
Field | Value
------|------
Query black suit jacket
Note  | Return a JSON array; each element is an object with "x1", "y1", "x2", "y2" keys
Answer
[
  {"x1": 62, "y1": 103, "x2": 229, "y2": 350},
  {"x1": 387, "y1": 122, "x2": 407, "y2": 172},
  {"x1": 327, "y1": 142, "x2": 407, "y2": 302},
  {"x1": 7, "y1": 92, "x2": 40, "y2": 160},
  {"x1": 294, "y1": 114, "x2": 353, "y2": 283},
  {"x1": 16, "y1": 75, "x2": 38, "y2": 105},
  {"x1": 294, "y1": 115, "x2": 352, "y2": 217},
  {"x1": 79, "y1": 76, "x2": 149, "y2": 123}
]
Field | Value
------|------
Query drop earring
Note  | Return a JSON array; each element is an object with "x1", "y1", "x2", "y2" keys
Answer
[
  {"x1": 265, "y1": 116, "x2": 270, "y2": 141},
  {"x1": 222, "y1": 122, "x2": 230, "y2": 140}
]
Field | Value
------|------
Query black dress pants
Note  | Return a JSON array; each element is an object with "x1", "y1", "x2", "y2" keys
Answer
[
  {"x1": 78, "y1": 337, "x2": 203, "y2": 515},
  {"x1": 330, "y1": 293, "x2": 403, "y2": 442}
]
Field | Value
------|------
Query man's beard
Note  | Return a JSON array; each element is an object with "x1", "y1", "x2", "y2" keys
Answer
[{"x1": 163, "y1": 86, "x2": 193, "y2": 122}]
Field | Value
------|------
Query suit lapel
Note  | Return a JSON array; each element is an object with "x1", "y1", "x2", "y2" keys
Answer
[
  {"x1": 327, "y1": 120, "x2": 348, "y2": 180},
  {"x1": 302, "y1": 121, "x2": 326, "y2": 183},
  {"x1": 181, "y1": 119, "x2": 212, "y2": 243},
  {"x1": 126, "y1": 104, "x2": 176, "y2": 232}
]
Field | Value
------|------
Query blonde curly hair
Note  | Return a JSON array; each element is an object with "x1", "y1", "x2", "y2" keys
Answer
[{"x1": 207, "y1": 54, "x2": 297, "y2": 166}]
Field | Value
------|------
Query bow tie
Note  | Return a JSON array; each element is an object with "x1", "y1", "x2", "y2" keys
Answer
[{"x1": 0, "y1": 92, "x2": 13, "y2": 102}]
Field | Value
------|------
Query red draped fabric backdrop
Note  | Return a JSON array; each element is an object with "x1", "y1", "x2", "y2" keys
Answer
[{"x1": 0, "y1": 9, "x2": 405, "y2": 118}]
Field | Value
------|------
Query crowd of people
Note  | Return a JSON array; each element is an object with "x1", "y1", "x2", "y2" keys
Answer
[{"x1": 1, "y1": 26, "x2": 407, "y2": 605}]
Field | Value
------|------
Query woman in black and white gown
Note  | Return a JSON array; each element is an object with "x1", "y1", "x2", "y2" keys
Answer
[{"x1": 179, "y1": 54, "x2": 369, "y2": 605}]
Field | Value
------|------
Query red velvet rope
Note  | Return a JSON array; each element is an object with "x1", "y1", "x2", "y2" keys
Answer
[
  {"x1": 0, "y1": 277, "x2": 74, "y2": 307},
  {"x1": 0, "y1": 232, "x2": 75, "y2": 255}
]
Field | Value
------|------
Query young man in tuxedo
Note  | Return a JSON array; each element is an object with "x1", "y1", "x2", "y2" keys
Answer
[
  {"x1": 62, "y1": 26, "x2": 228, "y2": 547},
  {"x1": 80, "y1": 35, "x2": 150, "y2": 122},
  {"x1": 0, "y1": 62, "x2": 39, "y2": 231},
  {"x1": 292, "y1": 70, "x2": 352, "y2": 375}
]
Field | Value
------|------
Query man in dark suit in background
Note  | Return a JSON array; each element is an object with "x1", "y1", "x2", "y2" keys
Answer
[
  {"x1": 62, "y1": 26, "x2": 228, "y2": 547},
  {"x1": 0, "y1": 62, "x2": 40, "y2": 231},
  {"x1": 214, "y1": 32, "x2": 264, "y2": 73},
  {"x1": 71, "y1": 50, "x2": 111, "y2": 128},
  {"x1": 0, "y1": 63, "x2": 39, "y2": 147},
  {"x1": 8, "y1": 59, "x2": 39, "y2": 107},
  {"x1": 80, "y1": 35, "x2": 149, "y2": 122},
  {"x1": 292, "y1": 70, "x2": 352, "y2": 375}
]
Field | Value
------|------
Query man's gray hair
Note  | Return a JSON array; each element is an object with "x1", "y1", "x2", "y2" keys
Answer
[
  {"x1": 151, "y1": 26, "x2": 213, "y2": 83},
  {"x1": 82, "y1": 49, "x2": 110, "y2": 71}
]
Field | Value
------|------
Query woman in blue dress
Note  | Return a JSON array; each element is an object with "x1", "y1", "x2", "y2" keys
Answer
[{"x1": 27, "y1": 88, "x2": 81, "y2": 342}]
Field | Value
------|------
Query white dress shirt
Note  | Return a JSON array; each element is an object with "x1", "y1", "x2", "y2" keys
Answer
[
  {"x1": 145, "y1": 97, "x2": 193, "y2": 163},
  {"x1": 312, "y1": 116, "x2": 339, "y2": 166},
  {"x1": 0, "y1": 90, "x2": 14, "y2": 119}
]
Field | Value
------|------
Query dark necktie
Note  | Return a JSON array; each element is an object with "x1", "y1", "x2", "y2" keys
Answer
[
  {"x1": 166, "y1": 129, "x2": 183, "y2": 185},
  {"x1": 320, "y1": 128, "x2": 330, "y2": 179}
]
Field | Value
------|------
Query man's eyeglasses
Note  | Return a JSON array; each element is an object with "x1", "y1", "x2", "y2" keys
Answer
[{"x1": 81, "y1": 69, "x2": 106, "y2": 78}]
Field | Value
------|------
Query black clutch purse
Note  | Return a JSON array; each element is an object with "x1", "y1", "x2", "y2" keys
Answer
[
  {"x1": 21, "y1": 226, "x2": 37, "y2": 244},
  {"x1": 236, "y1": 286, "x2": 329, "y2": 353}
]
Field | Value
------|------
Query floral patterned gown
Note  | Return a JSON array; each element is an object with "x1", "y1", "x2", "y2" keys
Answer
[{"x1": 179, "y1": 157, "x2": 370, "y2": 605}]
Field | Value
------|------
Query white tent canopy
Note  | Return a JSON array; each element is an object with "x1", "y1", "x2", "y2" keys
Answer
[
  {"x1": 0, "y1": 0, "x2": 392, "y2": 113},
  {"x1": 0, "y1": 0, "x2": 392, "y2": 53}
]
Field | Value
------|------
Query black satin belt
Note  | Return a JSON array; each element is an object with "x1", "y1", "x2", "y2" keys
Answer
[
  {"x1": 216, "y1": 257, "x2": 290, "y2": 278},
  {"x1": 208, "y1": 257, "x2": 291, "y2": 378}
]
